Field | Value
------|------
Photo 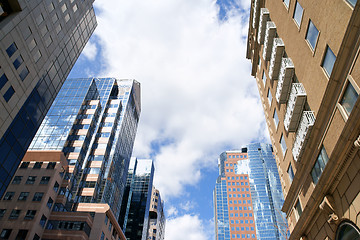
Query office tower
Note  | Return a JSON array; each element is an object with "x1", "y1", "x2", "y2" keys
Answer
[
  {"x1": 29, "y1": 77, "x2": 141, "y2": 220},
  {"x1": 214, "y1": 143, "x2": 288, "y2": 240},
  {"x1": 0, "y1": 151, "x2": 127, "y2": 240},
  {"x1": 246, "y1": 0, "x2": 360, "y2": 239},
  {"x1": 148, "y1": 187, "x2": 166, "y2": 240},
  {"x1": 0, "y1": 0, "x2": 97, "y2": 197},
  {"x1": 118, "y1": 158, "x2": 155, "y2": 240}
]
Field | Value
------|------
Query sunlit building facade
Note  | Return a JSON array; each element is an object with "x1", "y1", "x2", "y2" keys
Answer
[
  {"x1": 214, "y1": 143, "x2": 288, "y2": 240},
  {"x1": 0, "y1": 0, "x2": 97, "y2": 197},
  {"x1": 148, "y1": 187, "x2": 166, "y2": 240},
  {"x1": 246, "y1": 0, "x2": 360, "y2": 239}
]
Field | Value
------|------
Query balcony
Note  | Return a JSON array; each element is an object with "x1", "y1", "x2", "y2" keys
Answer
[
  {"x1": 292, "y1": 111, "x2": 316, "y2": 161},
  {"x1": 284, "y1": 83, "x2": 307, "y2": 132},
  {"x1": 262, "y1": 22, "x2": 276, "y2": 61},
  {"x1": 269, "y1": 38, "x2": 285, "y2": 81},
  {"x1": 257, "y1": 8, "x2": 270, "y2": 44},
  {"x1": 252, "y1": 0, "x2": 260, "y2": 29},
  {"x1": 275, "y1": 58, "x2": 294, "y2": 103}
]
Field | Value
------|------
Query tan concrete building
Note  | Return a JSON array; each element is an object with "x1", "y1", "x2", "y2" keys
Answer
[
  {"x1": 246, "y1": 0, "x2": 360, "y2": 239},
  {"x1": 0, "y1": 151, "x2": 126, "y2": 240},
  {"x1": 148, "y1": 187, "x2": 165, "y2": 240}
]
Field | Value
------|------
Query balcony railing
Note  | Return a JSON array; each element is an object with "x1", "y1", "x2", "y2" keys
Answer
[
  {"x1": 257, "y1": 8, "x2": 270, "y2": 44},
  {"x1": 269, "y1": 38, "x2": 285, "y2": 81},
  {"x1": 284, "y1": 83, "x2": 307, "y2": 132},
  {"x1": 292, "y1": 111, "x2": 316, "y2": 161},
  {"x1": 275, "y1": 58, "x2": 294, "y2": 103},
  {"x1": 262, "y1": 22, "x2": 276, "y2": 61},
  {"x1": 252, "y1": 0, "x2": 260, "y2": 29}
]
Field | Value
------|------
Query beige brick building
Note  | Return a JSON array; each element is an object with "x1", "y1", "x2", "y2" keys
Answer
[{"x1": 246, "y1": 0, "x2": 360, "y2": 239}]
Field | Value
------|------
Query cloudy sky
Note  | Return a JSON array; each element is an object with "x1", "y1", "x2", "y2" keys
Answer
[{"x1": 69, "y1": 0, "x2": 270, "y2": 238}]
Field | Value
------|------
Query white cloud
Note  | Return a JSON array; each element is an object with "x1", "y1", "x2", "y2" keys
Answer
[
  {"x1": 166, "y1": 205, "x2": 179, "y2": 217},
  {"x1": 93, "y1": 0, "x2": 266, "y2": 199},
  {"x1": 165, "y1": 215, "x2": 212, "y2": 240},
  {"x1": 82, "y1": 40, "x2": 98, "y2": 61}
]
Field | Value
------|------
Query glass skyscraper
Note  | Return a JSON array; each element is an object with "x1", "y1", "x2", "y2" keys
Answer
[
  {"x1": 214, "y1": 143, "x2": 288, "y2": 240},
  {"x1": 29, "y1": 77, "x2": 141, "y2": 219},
  {"x1": 0, "y1": 0, "x2": 97, "y2": 197}
]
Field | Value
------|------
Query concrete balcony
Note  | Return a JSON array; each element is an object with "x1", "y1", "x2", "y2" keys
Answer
[
  {"x1": 284, "y1": 83, "x2": 307, "y2": 132},
  {"x1": 292, "y1": 111, "x2": 316, "y2": 161},
  {"x1": 252, "y1": 0, "x2": 260, "y2": 29},
  {"x1": 262, "y1": 21, "x2": 276, "y2": 61},
  {"x1": 275, "y1": 58, "x2": 294, "y2": 103},
  {"x1": 269, "y1": 38, "x2": 285, "y2": 81},
  {"x1": 257, "y1": 8, "x2": 270, "y2": 44}
]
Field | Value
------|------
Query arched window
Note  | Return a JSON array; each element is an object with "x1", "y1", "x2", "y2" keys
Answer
[{"x1": 336, "y1": 221, "x2": 360, "y2": 240}]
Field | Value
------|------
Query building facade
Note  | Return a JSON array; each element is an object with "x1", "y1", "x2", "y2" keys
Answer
[
  {"x1": 118, "y1": 158, "x2": 155, "y2": 240},
  {"x1": 147, "y1": 187, "x2": 166, "y2": 240},
  {"x1": 0, "y1": 0, "x2": 97, "y2": 197},
  {"x1": 28, "y1": 77, "x2": 141, "y2": 219},
  {"x1": 246, "y1": 0, "x2": 360, "y2": 239},
  {"x1": 214, "y1": 143, "x2": 288, "y2": 240}
]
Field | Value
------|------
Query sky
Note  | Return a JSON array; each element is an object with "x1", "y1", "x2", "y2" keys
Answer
[{"x1": 68, "y1": 0, "x2": 270, "y2": 238}]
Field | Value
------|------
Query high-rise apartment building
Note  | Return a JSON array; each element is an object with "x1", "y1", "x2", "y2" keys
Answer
[
  {"x1": 148, "y1": 187, "x2": 166, "y2": 240},
  {"x1": 214, "y1": 143, "x2": 288, "y2": 240},
  {"x1": 246, "y1": 0, "x2": 360, "y2": 239},
  {"x1": 0, "y1": 0, "x2": 97, "y2": 197},
  {"x1": 28, "y1": 77, "x2": 141, "y2": 219}
]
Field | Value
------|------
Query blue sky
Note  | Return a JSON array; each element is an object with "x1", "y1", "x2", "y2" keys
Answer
[{"x1": 69, "y1": 0, "x2": 270, "y2": 239}]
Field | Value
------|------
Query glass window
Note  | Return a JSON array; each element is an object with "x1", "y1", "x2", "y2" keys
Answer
[
  {"x1": 340, "y1": 81, "x2": 358, "y2": 116},
  {"x1": 283, "y1": 0, "x2": 290, "y2": 8},
  {"x1": 262, "y1": 70, "x2": 266, "y2": 86},
  {"x1": 26, "y1": 176, "x2": 36, "y2": 184},
  {"x1": 0, "y1": 73, "x2": 8, "y2": 90},
  {"x1": 4, "y1": 86, "x2": 15, "y2": 102},
  {"x1": 311, "y1": 146, "x2": 329, "y2": 184},
  {"x1": 12, "y1": 176, "x2": 22, "y2": 184},
  {"x1": 18, "y1": 192, "x2": 29, "y2": 201},
  {"x1": 24, "y1": 210, "x2": 36, "y2": 220},
  {"x1": 273, "y1": 109, "x2": 279, "y2": 128},
  {"x1": 40, "y1": 215, "x2": 47, "y2": 228},
  {"x1": 20, "y1": 162, "x2": 29, "y2": 169},
  {"x1": 280, "y1": 134, "x2": 287, "y2": 156},
  {"x1": 0, "y1": 229, "x2": 12, "y2": 239},
  {"x1": 9, "y1": 209, "x2": 21, "y2": 219},
  {"x1": 19, "y1": 67, "x2": 29, "y2": 81},
  {"x1": 47, "y1": 197, "x2": 54, "y2": 209},
  {"x1": 293, "y1": 1, "x2": 303, "y2": 27},
  {"x1": 6, "y1": 42, "x2": 17, "y2": 57},
  {"x1": 267, "y1": 88, "x2": 272, "y2": 105},
  {"x1": 288, "y1": 164, "x2": 294, "y2": 182},
  {"x1": 16, "y1": 230, "x2": 28, "y2": 239},
  {"x1": 346, "y1": 0, "x2": 357, "y2": 7},
  {"x1": 322, "y1": 46, "x2": 336, "y2": 77},
  {"x1": 40, "y1": 176, "x2": 51, "y2": 184},
  {"x1": 3, "y1": 192, "x2": 14, "y2": 200},
  {"x1": 33, "y1": 162, "x2": 42, "y2": 169},
  {"x1": 294, "y1": 200, "x2": 302, "y2": 220},
  {"x1": 13, "y1": 55, "x2": 23, "y2": 69},
  {"x1": 47, "y1": 162, "x2": 56, "y2": 169},
  {"x1": 33, "y1": 192, "x2": 44, "y2": 201},
  {"x1": 53, "y1": 181, "x2": 59, "y2": 193},
  {"x1": 0, "y1": 209, "x2": 6, "y2": 218},
  {"x1": 306, "y1": 20, "x2": 319, "y2": 50}
]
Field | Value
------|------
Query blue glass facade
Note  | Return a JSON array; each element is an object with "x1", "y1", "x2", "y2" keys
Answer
[
  {"x1": 28, "y1": 78, "x2": 141, "y2": 219},
  {"x1": 214, "y1": 143, "x2": 288, "y2": 240}
]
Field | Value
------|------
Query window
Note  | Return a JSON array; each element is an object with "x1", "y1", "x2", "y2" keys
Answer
[
  {"x1": 322, "y1": 46, "x2": 336, "y2": 76},
  {"x1": 13, "y1": 55, "x2": 23, "y2": 69},
  {"x1": 26, "y1": 176, "x2": 36, "y2": 184},
  {"x1": 280, "y1": 134, "x2": 287, "y2": 156},
  {"x1": 16, "y1": 230, "x2": 28, "y2": 239},
  {"x1": 283, "y1": 0, "x2": 290, "y2": 8},
  {"x1": 47, "y1": 197, "x2": 54, "y2": 209},
  {"x1": 53, "y1": 181, "x2": 59, "y2": 193},
  {"x1": 4, "y1": 86, "x2": 15, "y2": 102},
  {"x1": 9, "y1": 209, "x2": 21, "y2": 219},
  {"x1": 40, "y1": 176, "x2": 50, "y2": 184},
  {"x1": 12, "y1": 176, "x2": 22, "y2": 184},
  {"x1": 293, "y1": 1, "x2": 303, "y2": 27},
  {"x1": 40, "y1": 215, "x2": 47, "y2": 228},
  {"x1": 288, "y1": 163, "x2": 295, "y2": 182},
  {"x1": 267, "y1": 88, "x2": 272, "y2": 105},
  {"x1": 33, "y1": 234, "x2": 40, "y2": 240},
  {"x1": 340, "y1": 81, "x2": 358, "y2": 116},
  {"x1": 33, "y1": 192, "x2": 44, "y2": 202},
  {"x1": 294, "y1": 200, "x2": 302, "y2": 220},
  {"x1": 6, "y1": 42, "x2": 17, "y2": 57},
  {"x1": 311, "y1": 146, "x2": 329, "y2": 184},
  {"x1": 24, "y1": 210, "x2": 36, "y2": 220},
  {"x1": 3, "y1": 192, "x2": 14, "y2": 200},
  {"x1": 262, "y1": 70, "x2": 266, "y2": 86},
  {"x1": 0, "y1": 209, "x2": 6, "y2": 218},
  {"x1": 19, "y1": 67, "x2": 29, "y2": 81},
  {"x1": 0, "y1": 229, "x2": 12, "y2": 239},
  {"x1": 47, "y1": 162, "x2": 56, "y2": 169},
  {"x1": 33, "y1": 162, "x2": 43, "y2": 169},
  {"x1": 18, "y1": 192, "x2": 29, "y2": 201},
  {"x1": 346, "y1": 0, "x2": 357, "y2": 7},
  {"x1": 0, "y1": 73, "x2": 8, "y2": 90},
  {"x1": 305, "y1": 20, "x2": 319, "y2": 50},
  {"x1": 20, "y1": 162, "x2": 29, "y2": 169},
  {"x1": 273, "y1": 109, "x2": 279, "y2": 128}
]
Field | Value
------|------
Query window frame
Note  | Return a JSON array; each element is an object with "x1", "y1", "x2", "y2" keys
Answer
[
  {"x1": 293, "y1": 1, "x2": 304, "y2": 28},
  {"x1": 338, "y1": 78, "x2": 359, "y2": 119},
  {"x1": 305, "y1": 19, "x2": 319, "y2": 52},
  {"x1": 321, "y1": 45, "x2": 336, "y2": 77}
]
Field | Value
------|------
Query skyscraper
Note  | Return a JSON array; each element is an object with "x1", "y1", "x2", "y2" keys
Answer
[
  {"x1": 29, "y1": 77, "x2": 141, "y2": 219},
  {"x1": 214, "y1": 143, "x2": 288, "y2": 240},
  {"x1": 118, "y1": 158, "x2": 155, "y2": 240},
  {"x1": 246, "y1": 0, "x2": 360, "y2": 239},
  {"x1": 0, "y1": 0, "x2": 97, "y2": 197},
  {"x1": 148, "y1": 187, "x2": 166, "y2": 240}
]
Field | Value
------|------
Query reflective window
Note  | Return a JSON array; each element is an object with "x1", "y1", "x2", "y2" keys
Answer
[
  {"x1": 18, "y1": 192, "x2": 29, "y2": 201},
  {"x1": 346, "y1": 0, "x2": 357, "y2": 7},
  {"x1": 24, "y1": 210, "x2": 36, "y2": 220},
  {"x1": 6, "y1": 42, "x2": 17, "y2": 57},
  {"x1": 311, "y1": 146, "x2": 329, "y2": 184},
  {"x1": 19, "y1": 67, "x2": 29, "y2": 81},
  {"x1": 40, "y1": 176, "x2": 51, "y2": 184},
  {"x1": 3, "y1": 86, "x2": 15, "y2": 102},
  {"x1": 12, "y1": 176, "x2": 22, "y2": 184},
  {"x1": 9, "y1": 209, "x2": 21, "y2": 219},
  {"x1": 3, "y1": 192, "x2": 14, "y2": 200},
  {"x1": 33, "y1": 162, "x2": 43, "y2": 169},
  {"x1": 262, "y1": 70, "x2": 266, "y2": 86},
  {"x1": 294, "y1": 200, "x2": 302, "y2": 220},
  {"x1": 306, "y1": 20, "x2": 319, "y2": 50},
  {"x1": 0, "y1": 73, "x2": 8, "y2": 90},
  {"x1": 273, "y1": 109, "x2": 279, "y2": 128},
  {"x1": 26, "y1": 176, "x2": 36, "y2": 184},
  {"x1": 287, "y1": 164, "x2": 294, "y2": 182},
  {"x1": 0, "y1": 229, "x2": 12, "y2": 239},
  {"x1": 280, "y1": 134, "x2": 287, "y2": 156},
  {"x1": 293, "y1": 1, "x2": 303, "y2": 27},
  {"x1": 283, "y1": 0, "x2": 290, "y2": 8},
  {"x1": 267, "y1": 88, "x2": 272, "y2": 105},
  {"x1": 33, "y1": 192, "x2": 44, "y2": 201},
  {"x1": 322, "y1": 46, "x2": 336, "y2": 77},
  {"x1": 340, "y1": 81, "x2": 358, "y2": 116}
]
